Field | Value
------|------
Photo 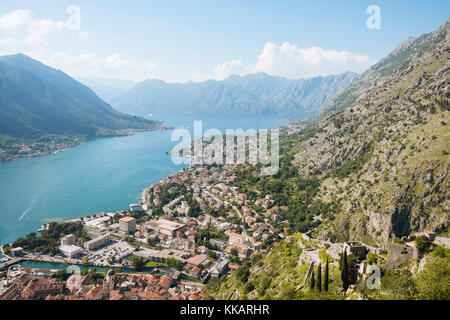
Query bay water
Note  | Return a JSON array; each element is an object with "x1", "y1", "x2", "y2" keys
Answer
[{"x1": 0, "y1": 114, "x2": 292, "y2": 245}]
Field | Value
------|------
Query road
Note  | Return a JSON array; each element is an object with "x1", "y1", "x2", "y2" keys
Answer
[{"x1": 0, "y1": 258, "x2": 23, "y2": 269}]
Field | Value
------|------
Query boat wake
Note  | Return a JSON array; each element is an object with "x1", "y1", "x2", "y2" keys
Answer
[
  {"x1": 18, "y1": 186, "x2": 45, "y2": 222},
  {"x1": 18, "y1": 208, "x2": 32, "y2": 222}
]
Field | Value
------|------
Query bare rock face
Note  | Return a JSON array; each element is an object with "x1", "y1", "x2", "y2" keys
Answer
[{"x1": 385, "y1": 243, "x2": 418, "y2": 271}]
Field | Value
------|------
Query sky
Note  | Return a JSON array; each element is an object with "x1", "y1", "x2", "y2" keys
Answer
[{"x1": 0, "y1": 0, "x2": 448, "y2": 83}]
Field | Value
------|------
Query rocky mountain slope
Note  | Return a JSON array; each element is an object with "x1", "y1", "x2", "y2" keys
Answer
[
  {"x1": 288, "y1": 19, "x2": 450, "y2": 247},
  {"x1": 111, "y1": 72, "x2": 357, "y2": 116}
]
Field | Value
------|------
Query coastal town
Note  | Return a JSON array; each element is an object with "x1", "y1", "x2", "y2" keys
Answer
[
  {"x1": 1, "y1": 161, "x2": 449, "y2": 300},
  {"x1": 0, "y1": 162, "x2": 290, "y2": 300},
  {"x1": 0, "y1": 139, "x2": 84, "y2": 163},
  {"x1": 0, "y1": 129, "x2": 149, "y2": 163}
]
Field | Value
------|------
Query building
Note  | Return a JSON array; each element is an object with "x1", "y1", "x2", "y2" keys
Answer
[
  {"x1": 84, "y1": 234, "x2": 111, "y2": 251},
  {"x1": 228, "y1": 232, "x2": 249, "y2": 246},
  {"x1": 21, "y1": 279, "x2": 64, "y2": 299},
  {"x1": 211, "y1": 259, "x2": 229, "y2": 278},
  {"x1": 61, "y1": 234, "x2": 75, "y2": 246},
  {"x1": 153, "y1": 219, "x2": 185, "y2": 237},
  {"x1": 171, "y1": 237, "x2": 195, "y2": 251},
  {"x1": 209, "y1": 239, "x2": 228, "y2": 251},
  {"x1": 59, "y1": 245, "x2": 82, "y2": 258},
  {"x1": 217, "y1": 222, "x2": 233, "y2": 231},
  {"x1": 145, "y1": 249, "x2": 189, "y2": 263},
  {"x1": 187, "y1": 255, "x2": 208, "y2": 267},
  {"x1": 10, "y1": 247, "x2": 24, "y2": 257},
  {"x1": 344, "y1": 242, "x2": 368, "y2": 257},
  {"x1": 119, "y1": 217, "x2": 136, "y2": 234},
  {"x1": 86, "y1": 229, "x2": 103, "y2": 240},
  {"x1": 0, "y1": 284, "x2": 20, "y2": 300},
  {"x1": 84, "y1": 284, "x2": 105, "y2": 300}
]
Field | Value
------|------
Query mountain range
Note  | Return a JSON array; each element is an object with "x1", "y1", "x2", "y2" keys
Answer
[
  {"x1": 76, "y1": 76, "x2": 138, "y2": 103},
  {"x1": 111, "y1": 72, "x2": 357, "y2": 116},
  {"x1": 0, "y1": 54, "x2": 162, "y2": 143}
]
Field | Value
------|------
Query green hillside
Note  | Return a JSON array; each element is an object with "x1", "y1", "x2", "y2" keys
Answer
[{"x1": 0, "y1": 54, "x2": 165, "y2": 161}]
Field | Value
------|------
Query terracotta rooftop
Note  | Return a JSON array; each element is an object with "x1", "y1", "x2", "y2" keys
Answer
[{"x1": 120, "y1": 216, "x2": 136, "y2": 222}]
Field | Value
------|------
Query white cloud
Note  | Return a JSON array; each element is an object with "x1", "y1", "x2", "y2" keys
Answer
[
  {"x1": 45, "y1": 52, "x2": 158, "y2": 81},
  {"x1": 208, "y1": 42, "x2": 375, "y2": 81},
  {"x1": 0, "y1": 9, "x2": 87, "y2": 45},
  {"x1": 214, "y1": 60, "x2": 247, "y2": 80},
  {"x1": 253, "y1": 42, "x2": 374, "y2": 78},
  {"x1": 0, "y1": 9, "x2": 31, "y2": 31}
]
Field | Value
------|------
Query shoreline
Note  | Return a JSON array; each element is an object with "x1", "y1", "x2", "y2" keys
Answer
[
  {"x1": 0, "y1": 140, "x2": 85, "y2": 164},
  {"x1": 0, "y1": 125, "x2": 173, "y2": 164},
  {"x1": 2, "y1": 118, "x2": 287, "y2": 246}
]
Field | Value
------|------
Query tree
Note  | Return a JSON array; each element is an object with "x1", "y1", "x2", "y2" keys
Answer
[
  {"x1": 166, "y1": 258, "x2": 184, "y2": 271},
  {"x1": 309, "y1": 267, "x2": 315, "y2": 290},
  {"x1": 381, "y1": 270, "x2": 417, "y2": 299},
  {"x1": 207, "y1": 250, "x2": 217, "y2": 260},
  {"x1": 317, "y1": 263, "x2": 322, "y2": 292},
  {"x1": 416, "y1": 256, "x2": 450, "y2": 300},
  {"x1": 341, "y1": 250, "x2": 349, "y2": 293},
  {"x1": 133, "y1": 256, "x2": 146, "y2": 270},
  {"x1": 415, "y1": 236, "x2": 433, "y2": 256},
  {"x1": 235, "y1": 262, "x2": 250, "y2": 284},
  {"x1": 230, "y1": 248, "x2": 238, "y2": 257},
  {"x1": 324, "y1": 258, "x2": 329, "y2": 292},
  {"x1": 243, "y1": 281, "x2": 255, "y2": 294},
  {"x1": 347, "y1": 254, "x2": 360, "y2": 285}
]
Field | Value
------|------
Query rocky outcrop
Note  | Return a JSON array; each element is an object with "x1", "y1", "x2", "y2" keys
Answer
[{"x1": 385, "y1": 243, "x2": 418, "y2": 271}]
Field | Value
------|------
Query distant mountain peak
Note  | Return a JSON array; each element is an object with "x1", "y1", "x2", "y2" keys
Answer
[{"x1": 112, "y1": 71, "x2": 357, "y2": 116}]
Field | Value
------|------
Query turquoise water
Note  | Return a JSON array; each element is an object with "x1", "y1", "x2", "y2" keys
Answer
[{"x1": 0, "y1": 114, "x2": 292, "y2": 245}]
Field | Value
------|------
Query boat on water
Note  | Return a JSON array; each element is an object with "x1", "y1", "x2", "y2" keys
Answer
[
  {"x1": 0, "y1": 257, "x2": 8, "y2": 262},
  {"x1": 53, "y1": 148, "x2": 68, "y2": 154}
]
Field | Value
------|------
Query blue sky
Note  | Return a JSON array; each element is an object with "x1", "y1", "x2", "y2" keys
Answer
[{"x1": 0, "y1": 0, "x2": 448, "y2": 82}]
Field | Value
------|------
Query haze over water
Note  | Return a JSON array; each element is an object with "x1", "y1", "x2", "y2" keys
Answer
[{"x1": 0, "y1": 114, "x2": 291, "y2": 245}]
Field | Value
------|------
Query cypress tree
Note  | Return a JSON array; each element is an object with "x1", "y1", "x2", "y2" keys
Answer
[
  {"x1": 341, "y1": 250, "x2": 349, "y2": 293},
  {"x1": 317, "y1": 263, "x2": 322, "y2": 293},
  {"x1": 310, "y1": 267, "x2": 315, "y2": 290},
  {"x1": 324, "y1": 257, "x2": 329, "y2": 292}
]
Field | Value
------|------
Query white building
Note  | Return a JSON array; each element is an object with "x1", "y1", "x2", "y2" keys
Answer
[
  {"x1": 84, "y1": 234, "x2": 111, "y2": 251},
  {"x1": 61, "y1": 234, "x2": 75, "y2": 246},
  {"x1": 10, "y1": 247, "x2": 24, "y2": 257},
  {"x1": 59, "y1": 245, "x2": 82, "y2": 258},
  {"x1": 153, "y1": 219, "x2": 185, "y2": 237},
  {"x1": 119, "y1": 217, "x2": 136, "y2": 234},
  {"x1": 211, "y1": 259, "x2": 229, "y2": 278}
]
